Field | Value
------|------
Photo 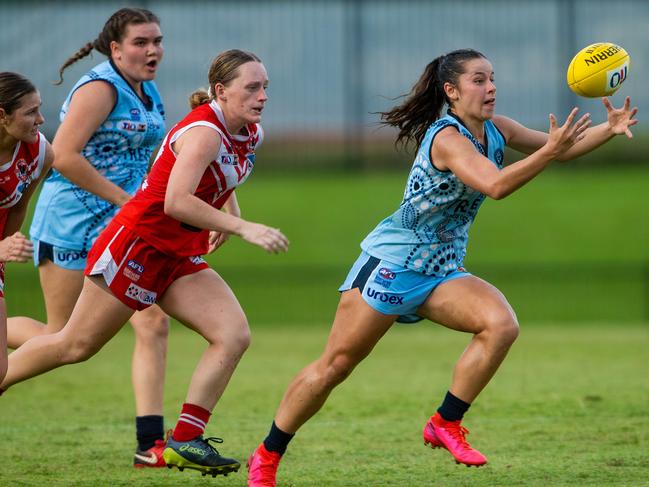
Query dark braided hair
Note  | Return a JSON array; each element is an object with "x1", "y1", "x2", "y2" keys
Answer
[
  {"x1": 55, "y1": 7, "x2": 160, "y2": 85},
  {"x1": 379, "y1": 49, "x2": 487, "y2": 150}
]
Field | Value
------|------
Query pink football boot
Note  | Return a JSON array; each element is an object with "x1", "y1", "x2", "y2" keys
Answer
[
  {"x1": 423, "y1": 412, "x2": 487, "y2": 466},
  {"x1": 247, "y1": 443, "x2": 282, "y2": 487}
]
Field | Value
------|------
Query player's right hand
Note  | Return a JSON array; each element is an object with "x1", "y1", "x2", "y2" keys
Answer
[
  {"x1": 239, "y1": 222, "x2": 289, "y2": 254},
  {"x1": 545, "y1": 107, "x2": 591, "y2": 157},
  {"x1": 0, "y1": 232, "x2": 34, "y2": 263}
]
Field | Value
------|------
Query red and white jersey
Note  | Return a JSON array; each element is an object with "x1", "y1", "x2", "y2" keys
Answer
[
  {"x1": 0, "y1": 132, "x2": 47, "y2": 234},
  {"x1": 115, "y1": 101, "x2": 263, "y2": 257}
]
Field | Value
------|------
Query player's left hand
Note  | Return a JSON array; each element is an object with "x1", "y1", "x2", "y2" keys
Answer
[
  {"x1": 207, "y1": 230, "x2": 230, "y2": 253},
  {"x1": 603, "y1": 96, "x2": 638, "y2": 139},
  {"x1": 0, "y1": 232, "x2": 33, "y2": 263}
]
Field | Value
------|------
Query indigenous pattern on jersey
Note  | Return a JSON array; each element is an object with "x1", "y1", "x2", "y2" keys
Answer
[
  {"x1": 30, "y1": 60, "x2": 165, "y2": 252},
  {"x1": 0, "y1": 132, "x2": 47, "y2": 296},
  {"x1": 115, "y1": 100, "x2": 263, "y2": 257},
  {"x1": 361, "y1": 111, "x2": 505, "y2": 277}
]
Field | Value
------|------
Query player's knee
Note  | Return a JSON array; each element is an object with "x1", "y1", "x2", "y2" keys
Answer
[
  {"x1": 231, "y1": 324, "x2": 251, "y2": 355},
  {"x1": 483, "y1": 309, "x2": 519, "y2": 345},
  {"x1": 213, "y1": 319, "x2": 251, "y2": 356},
  {"x1": 61, "y1": 336, "x2": 100, "y2": 364},
  {"x1": 133, "y1": 313, "x2": 170, "y2": 342}
]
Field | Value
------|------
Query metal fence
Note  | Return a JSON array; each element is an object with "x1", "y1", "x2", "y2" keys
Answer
[{"x1": 2, "y1": 0, "x2": 646, "y2": 148}]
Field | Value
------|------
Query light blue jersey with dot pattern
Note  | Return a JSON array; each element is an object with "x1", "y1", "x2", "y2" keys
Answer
[
  {"x1": 361, "y1": 112, "x2": 505, "y2": 277},
  {"x1": 30, "y1": 61, "x2": 165, "y2": 251}
]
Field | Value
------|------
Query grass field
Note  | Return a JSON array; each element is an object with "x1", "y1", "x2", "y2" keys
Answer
[
  {"x1": 1, "y1": 168, "x2": 649, "y2": 485},
  {"x1": 1, "y1": 323, "x2": 648, "y2": 486}
]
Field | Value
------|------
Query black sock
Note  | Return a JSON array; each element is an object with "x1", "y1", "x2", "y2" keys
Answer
[
  {"x1": 136, "y1": 415, "x2": 164, "y2": 451},
  {"x1": 437, "y1": 391, "x2": 471, "y2": 422},
  {"x1": 263, "y1": 421, "x2": 294, "y2": 456}
]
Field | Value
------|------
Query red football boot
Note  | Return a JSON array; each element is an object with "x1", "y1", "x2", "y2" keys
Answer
[{"x1": 134, "y1": 438, "x2": 167, "y2": 468}]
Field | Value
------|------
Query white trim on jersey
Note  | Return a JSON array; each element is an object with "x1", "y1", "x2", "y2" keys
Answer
[
  {"x1": 208, "y1": 164, "x2": 224, "y2": 195},
  {"x1": 168, "y1": 121, "x2": 225, "y2": 157},
  {"x1": 256, "y1": 124, "x2": 265, "y2": 147},
  {"x1": 33, "y1": 132, "x2": 47, "y2": 180},
  {"x1": 0, "y1": 141, "x2": 21, "y2": 172},
  {"x1": 87, "y1": 225, "x2": 125, "y2": 285}
]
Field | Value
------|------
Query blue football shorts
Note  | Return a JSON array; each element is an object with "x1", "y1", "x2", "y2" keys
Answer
[
  {"x1": 339, "y1": 250, "x2": 470, "y2": 323},
  {"x1": 33, "y1": 239, "x2": 89, "y2": 271}
]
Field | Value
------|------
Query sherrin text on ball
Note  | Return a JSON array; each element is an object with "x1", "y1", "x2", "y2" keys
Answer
[{"x1": 567, "y1": 42, "x2": 629, "y2": 97}]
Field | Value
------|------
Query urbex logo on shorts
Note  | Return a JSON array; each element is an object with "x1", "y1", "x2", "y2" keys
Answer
[
  {"x1": 607, "y1": 63, "x2": 628, "y2": 89},
  {"x1": 126, "y1": 283, "x2": 156, "y2": 305},
  {"x1": 366, "y1": 287, "x2": 404, "y2": 305},
  {"x1": 56, "y1": 249, "x2": 88, "y2": 262}
]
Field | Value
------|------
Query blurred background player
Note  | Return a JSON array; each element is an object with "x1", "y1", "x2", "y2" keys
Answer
[
  {"x1": 0, "y1": 72, "x2": 53, "y2": 383},
  {"x1": 246, "y1": 48, "x2": 638, "y2": 485},
  {"x1": 5, "y1": 8, "x2": 170, "y2": 468},
  {"x1": 1, "y1": 49, "x2": 289, "y2": 478}
]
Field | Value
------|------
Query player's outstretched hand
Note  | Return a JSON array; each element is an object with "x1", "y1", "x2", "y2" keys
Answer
[
  {"x1": 603, "y1": 96, "x2": 638, "y2": 139},
  {"x1": 546, "y1": 107, "x2": 591, "y2": 157},
  {"x1": 240, "y1": 221, "x2": 289, "y2": 254},
  {"x1": 0, "y1": 232, "x2": 33, "y2": 263}
]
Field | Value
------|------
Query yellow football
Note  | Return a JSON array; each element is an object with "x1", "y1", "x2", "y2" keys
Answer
[{"x1": 566, "y1": 43, "x2": 630, "y2": 97}]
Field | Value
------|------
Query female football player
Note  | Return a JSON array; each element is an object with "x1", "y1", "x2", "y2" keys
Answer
[
  {"x1": 2, "y1": 49, "x2": 288, "y2": 478},
  {"x1": 0, "y1": 72, "x2": 53, "y2": 383},
  {"x1": 6, "y1": 8, "x2": 171, "y2": 467},
  {"x1": 246, "y1": 48, "x2": 638, "y2": 485}
]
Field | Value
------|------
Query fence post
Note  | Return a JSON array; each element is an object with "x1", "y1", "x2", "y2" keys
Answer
[
  {"x1": 343, "y1": 0, "x2": 364, "y2": 170},
  {"x1": 557, "y1": 0, "x2": 579, "y2": 115}
]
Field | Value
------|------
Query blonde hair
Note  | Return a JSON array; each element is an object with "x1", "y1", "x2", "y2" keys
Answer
[{"x1": 189, "y1": 49, "x2": 262, "y2": 109}]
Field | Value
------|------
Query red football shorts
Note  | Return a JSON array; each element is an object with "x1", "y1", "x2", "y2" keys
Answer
[{"x1": 85, "y1": 221, "x2": 209, "y2": 311}]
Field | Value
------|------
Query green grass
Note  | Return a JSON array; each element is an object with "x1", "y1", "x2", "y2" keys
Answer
[
  {"x1": 2, "y1": 168, "x2": 649, "y2": 485},
  {"x1": 8, "y1": 167, "x2": 648, "y2": 324},
  {"x1": 1, "y1": 323, "x2": 648, "y2": 486}
]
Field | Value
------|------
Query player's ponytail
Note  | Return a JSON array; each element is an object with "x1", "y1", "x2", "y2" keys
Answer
[
  {"x1": 55, "y1": 7, "x2": 160, "y2": 85},
  {"x1": 188, "y1": 89, "x2": 211, "y2": 109},
  {"x1": 379, "y1": 49, "x2": 486, "y2": 150}
]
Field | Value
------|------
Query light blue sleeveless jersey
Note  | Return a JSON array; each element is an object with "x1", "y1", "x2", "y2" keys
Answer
[
  {"x1": 30, "y1": 60, "x2": 165, "y2": 251},
  {"x1": 361, "y1": 112, "x2": 505, "y2": 277}
]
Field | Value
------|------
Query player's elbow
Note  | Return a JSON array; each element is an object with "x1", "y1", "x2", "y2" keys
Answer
[{"x1": 484, "y1": 181, "x2": 509, "y2": 200}]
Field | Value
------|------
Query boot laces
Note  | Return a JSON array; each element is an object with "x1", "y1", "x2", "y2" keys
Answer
[
  {"x1": 200, "y1": 436, "x2": 225, "y2": 456},
  {"x1": 446, "y1": 423, "x2": 471, "y2": 448}
]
